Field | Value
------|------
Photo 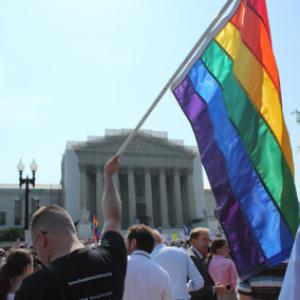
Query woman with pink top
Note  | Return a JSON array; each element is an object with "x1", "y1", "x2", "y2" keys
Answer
[{"x1": 207, "y1": 239, "x2": 239, "y2": 300}]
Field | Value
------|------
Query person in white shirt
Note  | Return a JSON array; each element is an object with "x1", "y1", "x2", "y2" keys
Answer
[
  {"x1": 151, "y1": 230, "x2": 204, "y2": 300},
  {"x1": 123, "y1": 224, "x2": 172, "y2": 300},
  {"x1": 279, "y1": 225, "x2": 300, "y2": 300}
]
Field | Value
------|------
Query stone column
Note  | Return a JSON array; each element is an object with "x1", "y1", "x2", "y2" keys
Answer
[
  {"x1": 145, "y1": 168, "x2": 153, "y2": 226},
  {"x1": 79, "y1": 166, "x2": 88, "y2": 211},
  {"x1": 174, "y1": 169, "x2": 183, "y2": 226},
  {"x1": 187, "y1": 170, "x2": 197, "y2": 222},
  {"x1": 159, "y1": 168, "x2": 169, "y2": 227},
  {"x1": 128, "y1": 167, "x2": 136, "y2": 225},
  {"x1": 96, "y1": 167, "x2": 104, "y2": 226}
]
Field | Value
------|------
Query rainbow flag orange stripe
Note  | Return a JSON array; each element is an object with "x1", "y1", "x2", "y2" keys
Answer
[{"x1": 172, "y1": 0, "x2": 299, "y2": 279}]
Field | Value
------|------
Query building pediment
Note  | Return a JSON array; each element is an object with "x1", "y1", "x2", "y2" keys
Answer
[{"x1": 73, "y1": 131, "x2": 196, "y2": 158}]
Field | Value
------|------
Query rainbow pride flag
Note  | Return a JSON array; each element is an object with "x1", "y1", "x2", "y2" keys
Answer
[
  {"x1": 172, "y1": 0, "x2": 299, "y2": 279},
  {"x1": 92, "y1": 215, "x2": 101, "y2": 242}
]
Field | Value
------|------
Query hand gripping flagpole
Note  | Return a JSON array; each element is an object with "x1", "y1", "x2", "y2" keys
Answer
[{"x1": 116, "y1": 0, "x2": 238, "y2": 157}]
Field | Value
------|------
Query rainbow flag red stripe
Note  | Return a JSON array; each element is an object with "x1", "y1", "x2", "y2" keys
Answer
[{"x1": 172, "y1": 0, "x2": 299, "y2": 279}]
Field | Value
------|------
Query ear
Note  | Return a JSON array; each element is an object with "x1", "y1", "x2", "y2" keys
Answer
[
  {"x1": 40, "y1": 232, "x2": 48, "y2": 248},
  {"x1": 130, "y1": 238, "x2": 137, "y2": 251},
  {"x1": 23, "y1": 263, "x2": 34, "y2": 276}
]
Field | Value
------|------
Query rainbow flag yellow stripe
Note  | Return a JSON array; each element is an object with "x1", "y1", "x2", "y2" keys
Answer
[{"x1": 172, "y1": 0, "x2": 299, "y2": 279}]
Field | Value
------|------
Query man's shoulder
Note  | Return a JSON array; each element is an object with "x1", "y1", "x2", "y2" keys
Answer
[
  {"x1": 187, "y1": 247, "x2": 202, "y2": 259},
  {"x1": 23, "y1": 267, "x2": 52, "y2": 285},
  {"x1": 187, "y1": 248, "x2": 205, "y2": 268},
  {"x1": 187, "y1": 247, "x2": 196, "y2": 257},
  {"x1": 149, "y1": 259, "x2": 171, "y2": 281},
  {"x1": 128, "y1": 253, "x2": 168, "y2": 278},
  {"x1": 15, "y1": 268, "x2": 55, "y2": 300},
  {"x1": 159, "y1": 245, "x2": 186, "y2": 256},
  {"x1": 168, "y1": 247, "x2": 192, "y2": 263},
  {"x1": 99, "y1": 231, "x2": 126, "y2": 252},
  {"x1": 101, "y1": 230, "x2": 124, "y2": 241},
  {"x1": 168, "y1": 245, "x2": 185, "y2": 253},
  {"x1": 96, "y1": 231, "x2": 126, "y2": 263},
  {"x1": 96, "y1": 231, "x2": 127, "y2": 279}
]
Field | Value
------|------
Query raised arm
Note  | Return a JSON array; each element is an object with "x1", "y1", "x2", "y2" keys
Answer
[{"x1": 101, "y1": 155, "x2": 122, "y2": 234}]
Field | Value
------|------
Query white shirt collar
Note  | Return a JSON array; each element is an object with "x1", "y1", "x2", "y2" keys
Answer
[
  {"x1": 191, "y1": 246, "x2": 204, "y2": 259},
  {"x1": 131, "y1": 250, "x2": 151, "y2": 259},
  {"x1": 153, "y1": 243, "x2": 165, "y2": 251}
]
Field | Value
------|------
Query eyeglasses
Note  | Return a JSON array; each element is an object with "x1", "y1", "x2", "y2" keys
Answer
[{"x1": 32, "y1": 231, "x2": 48, "y2": 252}]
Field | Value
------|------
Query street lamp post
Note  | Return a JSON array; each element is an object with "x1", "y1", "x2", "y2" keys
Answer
[{"x1": 17, "y1": 159, "x2": 38, "y2": 230}]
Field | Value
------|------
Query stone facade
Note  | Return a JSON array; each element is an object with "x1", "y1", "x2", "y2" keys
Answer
[
  {"x1": 0, "y1": 184, "x2": 62, "y2": 229},
  {"x1": 203, "y1": 189, "x2": 222, "y2": 235},
  {"x1": 62, "y1": 129, "x2": 205, "y2": 229},
  {"x1": 0, "y1": 130, "x2": 211, "y2": 232}
]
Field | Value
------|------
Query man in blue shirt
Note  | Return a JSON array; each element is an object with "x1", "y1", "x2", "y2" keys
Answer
[{"x1": 151, "y1": 230, "x2": 204, "y2": 300}]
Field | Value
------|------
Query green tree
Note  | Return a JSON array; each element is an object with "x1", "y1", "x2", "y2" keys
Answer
[{"x1": 0, "y1": 227, "x2": 23, "y2": 242}]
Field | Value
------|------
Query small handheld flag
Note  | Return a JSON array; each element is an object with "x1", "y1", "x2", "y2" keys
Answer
[{"x1": 92, "y1": 215, "x2": 101, "y2": 242}]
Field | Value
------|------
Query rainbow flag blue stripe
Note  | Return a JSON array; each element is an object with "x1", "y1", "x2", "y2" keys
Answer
[{"x1": 172, "y1": 0, "x2": 299, "y2": 279}]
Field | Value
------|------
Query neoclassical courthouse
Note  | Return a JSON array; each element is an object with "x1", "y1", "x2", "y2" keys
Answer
[{"x1": 1, "y1": 130, "x2": 219, "y2": 232}]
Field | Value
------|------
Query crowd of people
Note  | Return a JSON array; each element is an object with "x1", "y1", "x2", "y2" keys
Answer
[{"x1": 0, "y1": 156, "x2": 295, "y2": 299}]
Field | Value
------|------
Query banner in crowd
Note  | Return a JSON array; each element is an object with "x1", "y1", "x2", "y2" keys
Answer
[{"x1": 172, "y1": 0, "x2": 299, "y2": 279}]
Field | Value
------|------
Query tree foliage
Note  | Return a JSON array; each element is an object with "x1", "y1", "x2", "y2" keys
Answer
[
  {"x1": 293, "y1": 110, "x2": 300, "y2": 149},
  {"x1": 0, "y1": 227, "x2": 23, "y2": 242}
]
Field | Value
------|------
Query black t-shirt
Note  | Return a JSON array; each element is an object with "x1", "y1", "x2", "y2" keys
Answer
[{"x1": 15, "y1": 231, "x2": 127, "y2": 300}]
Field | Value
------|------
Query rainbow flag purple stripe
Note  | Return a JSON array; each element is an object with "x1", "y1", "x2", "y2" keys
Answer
[{"x1": 172, "y1": 0, "x2": 299, "y2": 279}]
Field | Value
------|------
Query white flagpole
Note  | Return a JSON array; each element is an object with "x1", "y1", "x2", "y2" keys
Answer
[{"x1": 116, "y1": 0, "x2": 239, "y2": 157}]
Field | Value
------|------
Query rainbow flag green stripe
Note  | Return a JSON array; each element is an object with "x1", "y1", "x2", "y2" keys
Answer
[
  {"x1": 172, "y1": 0, "x2": 299, "y2": 279},
  {"x1": 201, "y1": 40, "x2": 298, "y2": 236}
]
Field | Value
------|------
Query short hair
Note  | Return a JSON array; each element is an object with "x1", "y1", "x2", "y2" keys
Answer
[
  {"x1": 189, "y1": 227, "x2": 209, "y2": 240},
  {"x1": 127, "y1": 225, "x2": 154, "y2": 253},
  {"x1": 31, "y1": 205, "x2": 76, "y2": 235},
  {"x1": 151, "y1": 229, "x2": 162, "y2": 245}
]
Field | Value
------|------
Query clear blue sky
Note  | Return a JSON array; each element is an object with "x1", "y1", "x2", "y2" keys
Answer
[{"x1": 0, "y1": 0, "x2": 299, "y2": 197}]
